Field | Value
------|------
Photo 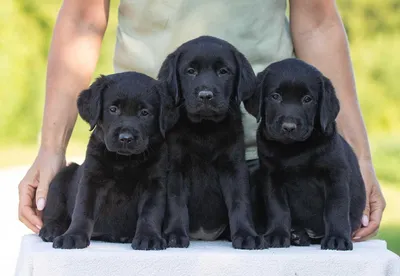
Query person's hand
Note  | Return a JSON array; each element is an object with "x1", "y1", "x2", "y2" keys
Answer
[
  {"x1": 18, "y1": 147, "x2": 66, "y2": 233},
  {"x1": 353, "y1": 159, "x2": 386, "y2": 241}
]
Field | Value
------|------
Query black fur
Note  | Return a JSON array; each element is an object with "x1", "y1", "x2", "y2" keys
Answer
[
  {"x1": 158, "y1": 36, "x2": 263, "y2": 250},
  {"x1": 39, "y1": 72, "x2": 173, "y2": 250},
  {"x1": 246, "y1": 58, "x2": 366, "y2": 250}
]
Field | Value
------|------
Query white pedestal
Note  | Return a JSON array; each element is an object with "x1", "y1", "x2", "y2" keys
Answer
[{"x1": 15, "y1": 234, "x2": 400, "y2": 276}]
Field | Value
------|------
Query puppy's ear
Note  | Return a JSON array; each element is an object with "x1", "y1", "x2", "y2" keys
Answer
[
  {"x1": 233, "y1": 50, "x2": 257, "y2": 103},
  {"x1": 77, "y1": 75, "x2": 109, "y2": 131},
  {"x1": 244, "y1": 69, "x2": 268, "y2": 123},
  {"x1": 318, "y1": 76, "x2": 340, "y2": 134},
  {"x1": 154, "y1": 81, "x2": 180, "y2": 137},
  {"x1": 157, "y1": 52, "x2": 181, "y2": 105}
]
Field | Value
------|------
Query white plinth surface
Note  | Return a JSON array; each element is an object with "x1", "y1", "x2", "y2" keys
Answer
[{"x1": 15, "y1": 234, "x2": 400, "y2": 276}]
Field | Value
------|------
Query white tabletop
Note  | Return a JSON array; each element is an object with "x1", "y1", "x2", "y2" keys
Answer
[{"x1": 15, "y1": 234, "x2": 400, "y2": 276}]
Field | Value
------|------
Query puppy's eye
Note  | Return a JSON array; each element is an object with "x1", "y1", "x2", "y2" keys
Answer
[
  {"x1": 186, "y1": 68, "x2": 198, "y2": 76},
  {"x1": 218, "y1": 68, "x2": 229, "y2": 76},
  {"x1": 109, "y1": 106, "x2": 119, "y2": 114},
  {"x1": 302, "y1": 95, "x2": 313, "y2": 104},
  {"x1": 140, "y1": 109, "x2": 149, "y2": 117},
  {"x1": 271, "y1": 93, "x2": 282, "y2": 102}
]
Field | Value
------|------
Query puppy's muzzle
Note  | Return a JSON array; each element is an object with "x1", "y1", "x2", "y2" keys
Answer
[
  {"x1": 118, "y1": 132, "x2": 136, "y2": 145},
  {"x1": 115, "y1": 129, "x2": 147, "y2": 155},
  {"x1": 198, "y1": 90, "x2": 214, "y2": 101},
  {"x1": 281, "y1": 122, "x2": 297, "y2": 133},
  {"x1": 274, "y1": 117, "x2": 310, "y2": 142}
]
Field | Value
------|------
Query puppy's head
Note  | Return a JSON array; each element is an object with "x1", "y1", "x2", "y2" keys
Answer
[
  {"x1": 77, "y1": 72, "x2": 174, "y2": 155},
  {"x1": 158, "y1": 36, "x2": 255, "y2": 123},
  {"x1": 245, "y1": 58, "x2": 340, "y2": 143}
]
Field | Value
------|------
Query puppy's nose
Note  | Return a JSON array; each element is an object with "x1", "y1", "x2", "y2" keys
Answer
[
  {"x1": 198, "y1": 90, "x2": 214, "y2": 101},
  {"x1": 282, "y1": 122, "x2": 297, "y2": 133},
  {"x1": 119, "y1": 132, "x2": 134, "y2": 144}
]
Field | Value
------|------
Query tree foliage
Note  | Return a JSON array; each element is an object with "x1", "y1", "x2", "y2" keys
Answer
[{"x1": 1, "y1": 0, "x2": 399, "y2": 145}]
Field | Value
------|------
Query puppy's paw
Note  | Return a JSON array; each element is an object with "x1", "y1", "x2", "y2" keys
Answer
[
  {"x1": 39, "y1": 221, "x2": 67, "y2": 242},
  {"x1": 131, "y1": 235, "x2": 167, "y2": 250},
  {"x1": 165, "y1": 233, "x2": 190, "y2": 248},
  {"x1": 232, "y1": 235, "x2": 265, "y2": 250},
  {"x1": 290, "y1": 229, "x2": 311, "y2": 246},
  {"x1": 53, "y1": 233, "x2": 90, "y2": 249},
  {"x1": 321, "y1": 235, "x2": 353, "y2": 251},
  {"x1": 264, "y1": 233, "x2": 290, "y2": 248}
]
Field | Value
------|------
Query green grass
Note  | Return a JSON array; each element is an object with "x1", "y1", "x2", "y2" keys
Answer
[
  {"x1": 1, "y1": 1, "x2": 400, "y2": 145},
  {"x1": 370, "y1": 135, "x2": 400, "y2": 188},
  {"x1": 378, "y1": 224, "x2": 400, "y2": 255}
]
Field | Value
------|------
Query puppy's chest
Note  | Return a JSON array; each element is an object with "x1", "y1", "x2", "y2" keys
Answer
[
  {"x1": 186, "y1": 165, "x2": 228, "y2": 238},
  {"x1": 178, "y1": 132, "x2": 232, "y2": 161},
  {"x1": 264, "y1": 150, "x2": 316, "y2": 169},
  {"x1": 273, "y1": 168, "x2": 327, "y2": 195},
  {"x1": 108, "y1": 167, "x2": 152, "y2": 195},
  {"x1": 179, "y1": 147, "x2": 226, "y2": 202}
]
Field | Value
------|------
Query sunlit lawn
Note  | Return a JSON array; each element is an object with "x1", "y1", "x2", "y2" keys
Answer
[
  {"x1": 1, "y1": 135, "x2": 399, "y2": 255},
  {"x1": 378, "y1": 223, "x2": 400, "y2": 255}
]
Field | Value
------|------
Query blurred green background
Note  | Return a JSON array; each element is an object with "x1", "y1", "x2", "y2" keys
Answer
[{"x1": 1, "y1": 0, "x2": 399, "y2": 253}]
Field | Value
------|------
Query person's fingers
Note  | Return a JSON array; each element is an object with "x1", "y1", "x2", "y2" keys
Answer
[
  {"x1": 361, "y1": 195, "x2": 370, "y2": 227},
  {"x1": 19, "y1": 198, "x2": 41, "y2": 234},
  {"x1": 19, "y1": 182, "x2": 43, "y2": 228},
  {"x1": 354, "y1": 229, "x2": 379, "y2": 242},
  {"x1": 35, "y1": 154, "x2": 66, "y2": 211},
  {"x1": 36, "y1": 208, "x2": 43, "y2": 220},
  {"x1": 19, "y1": 216, "x2": 40, "y2": 234},
  {"x1": 35, "y1": 167, "x2": 54, "y2": 211},
  {"x1": 18, "y1": 166, "x2": 44, "y2": 230},
  {"x1": 359, "y1": 168, "x2": 372, "y2": 228},
  {"x1": 353, "y1": 199, "x2": 384, "y2": 241},
  {"x1": 22, "y1": 207, "x2": 43, "y2": 229},
  {"x1": 353, "y1": 221, "x2": 379, "y2": 241}
]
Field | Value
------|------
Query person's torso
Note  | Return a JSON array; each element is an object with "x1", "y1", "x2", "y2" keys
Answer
[{"x1": 114, "y1": 0, "x2": 295, "y2": 160}]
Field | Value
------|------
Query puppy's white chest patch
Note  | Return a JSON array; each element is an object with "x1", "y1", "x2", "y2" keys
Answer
[
  {"x1": 190, "y1": 226, "x2": 226, "y2": 241},
  {"x1": 305, "y1": 228, "x2": 324, "y2": 239}
]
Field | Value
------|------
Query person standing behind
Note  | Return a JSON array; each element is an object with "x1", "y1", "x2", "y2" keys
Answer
[{"x1": 18, "y1": 0, "x2": 385, "y2": 242}]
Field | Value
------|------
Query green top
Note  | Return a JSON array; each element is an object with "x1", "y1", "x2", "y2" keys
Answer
[{"x1": 113, "y1": 0, "x2": 294, "y2": 160}]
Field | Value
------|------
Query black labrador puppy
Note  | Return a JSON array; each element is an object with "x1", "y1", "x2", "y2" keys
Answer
[
  {"x1": 158, "y1": 36, "x2": 263, "y2": 250},
  {"x1": 39, "y1": 72, "x2": 172, "y2": 250},
  {"x1": 246, "y1": 58, "x2": 366, "y2": 250}
]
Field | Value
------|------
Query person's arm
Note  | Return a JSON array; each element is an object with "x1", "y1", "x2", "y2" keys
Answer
[
  {"x1": 18, "y1": 0, "x2": 110, "y2": 233},
  {"x1": 42, "y1": 0, "x2": 110, "y2": 155},
  {"x1": 289, "y1": 0, "x2": 386, "y2": 241}
]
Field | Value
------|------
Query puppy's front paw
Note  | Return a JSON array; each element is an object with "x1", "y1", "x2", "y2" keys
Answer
[
  {"x1": 232, "y1": 235, "x2": 265, "y2": 250},
  {"x1": 264, "y1": 233, "x2": 290, "y2": 248},
  {"x1": 290, "y1": 229, "x2": 311, "y2": 246},
  {"x1": 165, "y1": 233, "x2": 190, "y2": 248},
  {"x1": 39, "y1": 221, "x2": 67, "y2": 242},
  {"x1": 132, "y1": 235, "x2": 167, "y2": 250},
  {"x1": 321, "y1": 235, "x2": 353, "y2": 251},
  {"x1": 53, "y1": 233, "x2": 90, "y2": 249}
]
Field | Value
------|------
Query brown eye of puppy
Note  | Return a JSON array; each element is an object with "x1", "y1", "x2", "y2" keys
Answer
[
  {"x1": 109, "y1": 106, "x2": 119, "y2": 114},
  {"x1": 140, "y1": 109, "x2": 149, "y2": 117},
  {"x1": 218, "y1": 67, "x2": 229, "y2": 76},
  {"x1": 302, "y1": 95, "x2": 313, "y2": 104},
  {"x1": 271, "y1": 93, "x2": 282, "y2": 102},
  {"x1": 186, "y1": 68, "x2": 198, "y2": 76}
]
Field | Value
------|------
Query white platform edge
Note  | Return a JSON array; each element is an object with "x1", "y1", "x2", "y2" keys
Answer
[{"x1": 14, "y1": 234, "x2": 400, "y2": 276}]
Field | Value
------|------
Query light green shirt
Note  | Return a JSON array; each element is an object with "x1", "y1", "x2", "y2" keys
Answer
[{"x1": 113, "y1": 0, "x2": 294, "y2": 160}]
